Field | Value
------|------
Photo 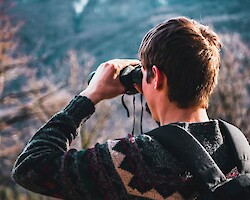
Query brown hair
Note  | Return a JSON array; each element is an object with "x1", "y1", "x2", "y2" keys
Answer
[{"x1": 139, "y1": 17, "x2": 221, "y2": 108}]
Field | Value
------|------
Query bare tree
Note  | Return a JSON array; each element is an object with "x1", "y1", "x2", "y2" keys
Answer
[
  {"x1": 209, "y1": 33, "x2": 250, "y2": 139},
  {"x1": 0, "y1": 11, "x2": 117, "y2": 197}
]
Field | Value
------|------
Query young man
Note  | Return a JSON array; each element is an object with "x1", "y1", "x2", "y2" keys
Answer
[{"x1": 13, "y1": 17, "x2": 238, "y2": 199}]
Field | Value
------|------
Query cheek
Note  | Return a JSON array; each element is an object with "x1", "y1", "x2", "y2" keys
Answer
[
  {"x1": 141, "y1": 71, "x2": 147, "y2": 91},
  {"x1": 141, "y1": 77, "x2": 147, "y2": 95}
]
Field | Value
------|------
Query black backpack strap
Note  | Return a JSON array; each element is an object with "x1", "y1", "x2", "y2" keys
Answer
[
  {"x1": 146, "y1": 124, "x2": 226, "y2": 190},
  {"x1": 218, "y1": 119, "x2": 250, "y2": 173},
  {"x1": 146, "y1": 121, "x2": 250, "y2": 199}
]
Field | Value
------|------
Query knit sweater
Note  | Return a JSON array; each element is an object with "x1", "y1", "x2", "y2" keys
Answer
[{"x1": 12, "y1": 95, "x2": 237, "y2": 200}]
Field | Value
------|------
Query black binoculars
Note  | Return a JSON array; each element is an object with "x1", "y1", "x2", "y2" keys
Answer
[{"x1": 88, "y1": 65, "x2": 142, "y2": 95}]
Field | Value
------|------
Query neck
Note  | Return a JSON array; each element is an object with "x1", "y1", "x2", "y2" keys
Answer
[
  {"x1": 157, "y1": 103, "x2": 209, "y2": 126},
  {"x1": 146, "y1": 73, "x2": 210, "y2": 126}
]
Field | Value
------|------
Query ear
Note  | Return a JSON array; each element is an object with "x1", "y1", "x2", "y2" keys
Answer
[{"x1": 152, "y1": 65, "x2": 163, "y2": 89}]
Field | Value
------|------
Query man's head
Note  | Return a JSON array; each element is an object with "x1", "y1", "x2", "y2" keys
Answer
[{"x1": 139, "y1": 16, "x2": 221, "y2": 109}]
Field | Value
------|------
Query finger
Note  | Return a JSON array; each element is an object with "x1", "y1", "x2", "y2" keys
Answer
[
  {"x1": 122, "y1": 59, "x2": 141, "y2": 66},
  {"x1": 110, "y1": 59, "x2": 140, "y2": 67},
  {"x1": 134, "y1": 83, "x2": 143, "y2": 94}
]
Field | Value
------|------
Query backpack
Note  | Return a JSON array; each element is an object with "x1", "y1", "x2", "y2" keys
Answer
[{"x1": 146, "y1": 119, "x2": 250, "y2": 200}]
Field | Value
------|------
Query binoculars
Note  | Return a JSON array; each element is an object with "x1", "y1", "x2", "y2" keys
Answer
[{"x1": 88, "y1": 65, "x2": 142, "y2": 95}]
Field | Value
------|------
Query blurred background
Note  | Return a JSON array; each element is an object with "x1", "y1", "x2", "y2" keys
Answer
[{"x1": 0, "y1": 0, "x2": 250, "y2": 199}]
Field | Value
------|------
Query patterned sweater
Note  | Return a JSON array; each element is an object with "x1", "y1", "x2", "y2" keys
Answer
[{"x1": 12, "y1": 96, "x2": 236, "y2": 200}]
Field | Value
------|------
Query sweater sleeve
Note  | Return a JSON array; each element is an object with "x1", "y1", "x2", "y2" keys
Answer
[
  {"x1": 12, "y1": 95, "x2": 198, "y2": 200},
  {"x1": 11, "y1": 95, "x2": 102, "y2": 199}
]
